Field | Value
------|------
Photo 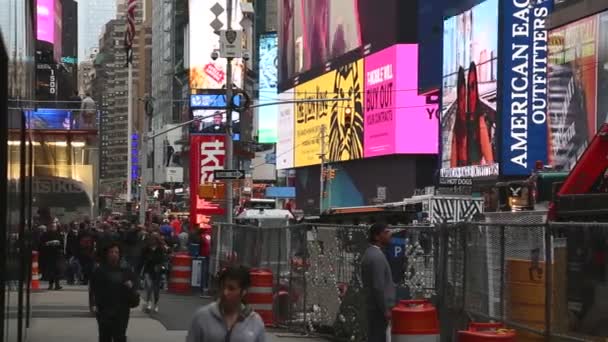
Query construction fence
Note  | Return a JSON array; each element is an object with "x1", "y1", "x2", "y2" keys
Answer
[{"x1": 209, "y1": 221, "x2": 608, "y2": 342}]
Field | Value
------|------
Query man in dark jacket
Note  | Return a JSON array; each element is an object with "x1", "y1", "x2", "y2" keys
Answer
[
  {"x1": 91, "y1": 242, "x2": 138, "y2": 342},
  {"x1": 361, "y1": 223, "x2": 395, "y2": 342},
  {"x1": 40, "y1": 223, "x2": 64, "y2": 290}
]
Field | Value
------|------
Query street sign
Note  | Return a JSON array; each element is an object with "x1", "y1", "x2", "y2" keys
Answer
[
  {"x1": 219, "y1": 29, "x2": 243, "y2": 58},
  {"x1": 213, "y1": 169, "x2": 245, "y2": 180}
]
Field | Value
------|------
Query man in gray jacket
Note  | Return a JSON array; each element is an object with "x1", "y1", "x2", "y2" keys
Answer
[
  {"x1": 186, "y1": 266, "x2": 266, "y2": 342},
  {"x1": 361, "y1": 223, "x2": 396, "y2": 342}
]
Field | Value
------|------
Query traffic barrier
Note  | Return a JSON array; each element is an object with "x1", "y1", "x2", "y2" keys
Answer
[
  {"x1": 246, "y1": 268, "x2": 273, "y2": 327},
  {"x1": 168, "y1": 254, "x2": 192, "y2": 294},
  {"x1": 31, "y1": 251, "x2": 40, "y2": 290},
  {"x1": 391, "y1": 299, "x2": 440, "y2": 341},
  {"x1": 506, "y1": 259, "x2": 546, "y2": 341},
  {"x1": 458, "y1": 322, "x2": 516, "y2": 341}
]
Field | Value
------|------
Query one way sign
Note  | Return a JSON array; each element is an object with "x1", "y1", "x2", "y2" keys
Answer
[{"x1": 214, "y1": 169, "x2": 245, "y2": 180}]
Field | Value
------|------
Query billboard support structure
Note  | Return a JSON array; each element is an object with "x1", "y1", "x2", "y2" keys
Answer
[{"x1": 224, "y1": 0, "x2": 235, "y2": 224}]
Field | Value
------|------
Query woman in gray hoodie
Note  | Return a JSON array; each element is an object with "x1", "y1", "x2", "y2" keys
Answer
[{"x1": 186, "y1": 266, "x2": 266, "y2": 342}]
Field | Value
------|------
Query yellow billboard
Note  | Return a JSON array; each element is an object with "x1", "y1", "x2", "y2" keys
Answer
[{"x1": 294, "y1": 59, "x2": 365, "y2": 167}]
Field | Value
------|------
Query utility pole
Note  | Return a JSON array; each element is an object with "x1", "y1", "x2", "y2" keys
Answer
[
  {"x1": 224, "y1": 0, "x2": 234, "y2": 224},
  {"x1": 319, "y1": 124, "x2": 327, "y2": 215},
  {"x1": 127, "y1": 62, "x2": 133, "y2": 203},
  {"x1": 139, "y1": 104, "x2": 148, "y2": 224}
]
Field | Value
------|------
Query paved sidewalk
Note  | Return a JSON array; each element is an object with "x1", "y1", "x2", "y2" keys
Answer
[{"x1": 27, "y1": 284, "x2": 324, "y2": 342}]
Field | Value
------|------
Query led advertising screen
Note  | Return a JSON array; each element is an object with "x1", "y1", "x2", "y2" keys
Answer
[
  {"x1": 500, "y1": 0, "x2": 552, "y2": 175},
  {"x1": 37, "y1": 0, "x2": 55, "y2": 44},
  {"x1": 278, "y1": 0, "x2": 397, "y2": 90},
  {"x1": 257, "y1": 32, "x2": 278, "y2": 143},
  {"x1": 293, "y1": 59, "x2": 364, "y2": 168},
  {"x1": 26, "y1": 108, "x2": 71, "y2": 130},
  {"x1": 441, "y1": 0, "x2": 499, "y2": 178},
  {"x1": 191, "y1": 109, "x2": 240, "y2": 137},
  {"x1": 189, "y1": 134, "x2": 226, "y2": 222},
  {"x1": 548, "y1": 15, "x2": 601, "y2": 171},
  {"x1": 276, "y1": 89, "x2": 295, "y2": 169},
  {"x1": 188, "y1": 0, "x2": 244, "y2": 90},
  {"x1": 364, "y1": 44, "x2": 439, "y2": 157}
]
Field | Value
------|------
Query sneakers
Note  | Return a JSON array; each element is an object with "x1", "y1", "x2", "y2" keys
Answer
[
  {"x1": 142, "y1": 301, "x2": 149, "y2": 312},
  {"x1": 146, "y1": 302, "x2": 152, "y2": 312},
  {"x1": 153, "y1": 304, "x2": 159, "y2": 313}
]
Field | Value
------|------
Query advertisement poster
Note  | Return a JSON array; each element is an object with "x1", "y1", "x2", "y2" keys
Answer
[
  {"x1": 548, "y1": 15, "x2": 598, "y2": 170},
  {"x1": 188, "y1": 0, "x2": 244, "y2": 90},
  {"x1": 258, "y1": 32, "x2": 279, "y2": 143},
  {"x1": 294, "y1": 59, "x2": 364, "y2": 167},
  {"x1": 501, "y1": 0, "x2": 552, "y2": 175},
  {"x1": 191, "y1": 109, "x2": 240, "y2": 135},
  {"x1": 189, "y1": 135, "x2": 226, "y2": 222},
  {"x1": 364, "y1": 44, "x2": 439, "y2": 157},
  {"x1": 37, "y1": 0, "x2": 55, "y2": 43},
  {"x1": 278, "y1": 0, "x2": 396, "y2": 89},
  {"x1": 441, "y1": 0, "x2": 499, "y2": 178},
  {"x1": 276, "y1": 89, "x2": 295, "y2": 169}
]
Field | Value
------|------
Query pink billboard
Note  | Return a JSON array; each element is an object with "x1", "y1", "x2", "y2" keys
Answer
[
  {"x1": 37, "y1": 0, "x2": 55, "y2": 44},
  {"x1": 364, "y1": 44, "x2": 439, "y2": 157}
]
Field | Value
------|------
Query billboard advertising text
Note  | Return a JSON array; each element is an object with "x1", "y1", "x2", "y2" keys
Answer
[
  {"x1": 188, "y1": 0, "x2": 243, "y2": 90},
  {"x1": 37, "y1": 0, "x2": 55, "y2": 44},
  {"x1": 548, "y1": 14, "x2": 602, "y2": 171},
  {"x1": 364, "y1": 44, "x2": 439, "y2": 157},
  {"x1": 189, "y1": 135, "x2": 225, "y2": 222},
  {"x1": 294, "y1": 59, "x2": 364, "y2": 167},
  {"x1": 258, "y1": 32, "x2": 278, "y2": 143},
  {"x1": 501, "y1": 0, "x2": 552, "y2": 175},
  {"x1": 278, "y1": 0, "x2": 396, "y2": 90},
  {"x1": 276, "y1": 89, "x2": 295, "y2": 169},
  {"x1": 441, "y1": 0, "x2": 499, "y2": 178}
]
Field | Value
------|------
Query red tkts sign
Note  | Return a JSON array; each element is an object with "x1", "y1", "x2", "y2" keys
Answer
[{"x1": 190, "y1": 135, "x2": 226, "y2": 222}]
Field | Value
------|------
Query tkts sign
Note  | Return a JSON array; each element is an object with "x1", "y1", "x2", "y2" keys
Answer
[{"x1": 190, "y1": 135, "x2": 226, "y2": 219}]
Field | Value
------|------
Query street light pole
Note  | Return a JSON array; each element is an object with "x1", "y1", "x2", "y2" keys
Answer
[{"x1": 224, "y1": 0, "x2": 234, "y2": 224}]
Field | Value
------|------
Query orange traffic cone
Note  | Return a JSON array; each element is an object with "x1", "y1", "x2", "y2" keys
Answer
[{"x1": 31, "y1": 251, "x2": 40, "y2": 290}]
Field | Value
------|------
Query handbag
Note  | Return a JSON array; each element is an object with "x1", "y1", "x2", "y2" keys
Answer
[{"x1": 127, "y1": 287, "x2": 140, "y2": 308}]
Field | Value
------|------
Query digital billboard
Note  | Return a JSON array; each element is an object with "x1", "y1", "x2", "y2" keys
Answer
[
  {"x1": 294, "y1": 59, "x2": 364, "y2": 168},
  {"x1": 276, "y1": 89, "x2": 295, "y2": 169},
  {"x1": 189, "y1": 134, "x2": 226, "y2": 223},
  {"x1": 257, "y1": 32, "x2": 278, "y2": 143},
  {"x1": 188, "y1": 0, "x2": 244, "y2": 90},
  {"x1": 278, "y1": 0, "x2": 397, "y2": 90},
  {"x1": 441, "y1": 0, "x2": 499, "y2": 178},
  {"x1": 37, "y1": 0, "x2": 55, "y2": 44},
  {"x1": 500, "y1": 0, "x2": 552, "y2": 175},
  {"x1": 548, "y1": 15, "x2": 600, "y2": 171},
  {"x1": 191, "y1": 109, "x2": 240, "y2": 136},
  {"x1": 25, "y1": 108, "x2": 71, "y2": 130},
  {"x1": 364, "y1": 44, "x2": 439, "y2": 157}
]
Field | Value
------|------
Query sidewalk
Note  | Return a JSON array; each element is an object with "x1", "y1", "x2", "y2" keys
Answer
[{"x1": 27, "y1": 284, "x2": 324, "y2": 342}]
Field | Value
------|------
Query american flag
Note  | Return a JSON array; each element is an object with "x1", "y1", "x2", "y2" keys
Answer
[{"x1": 124, "y1": 0, "x2": 137, "y2": 65}]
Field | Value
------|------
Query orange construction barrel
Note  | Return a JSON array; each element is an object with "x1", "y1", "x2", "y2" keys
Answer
[
  {"x1": 392, "y1": 299, "x2": 440, "y2": 341},
  {"x1": 168, "y1": 254, "x2": 192, "y2": 294},
  {"x1": 459, "y1": 322, "x2": 516, "y2": 341},
  {"x1": 31, "y1": 251, "x2": 40, "y2": 290},
  {"x1": 246, "y1": 268, "x2": 273, "y2": 327}
]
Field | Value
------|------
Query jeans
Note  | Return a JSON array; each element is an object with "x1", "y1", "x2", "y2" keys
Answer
[
  {"x1": 97, "y1": 313, "x2": 129, "y2": 342},
  {"x1": 143, "y1": 272, "x2": 161, "y2": 304},
  {"x1": 66, "y1": 256, "x2": 82, "y2": 284},
  {"x1": 199, "y1": 257, "x2": 209, "y2": 294}
]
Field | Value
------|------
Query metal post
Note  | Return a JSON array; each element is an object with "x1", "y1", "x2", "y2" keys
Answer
[
  {"x1": 225, "y1": 0, "x2": 234, "y2": 224},
  {"x1": 319, "y1": 124, "x2": 326, "y2": 215},
  {"x1": 127, "y1": 62, "x2": 133, "y2": 202},
  {"x1": 139, "y1": 111, "x2": 148, "y2": 224}
]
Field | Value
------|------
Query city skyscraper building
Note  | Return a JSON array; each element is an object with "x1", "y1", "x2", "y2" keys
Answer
[{"x1": 77, "y1": 0, "x2": 116, "y2": 62}]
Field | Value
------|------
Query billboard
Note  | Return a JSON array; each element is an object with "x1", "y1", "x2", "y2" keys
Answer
[
  {"x1": 500, "y1": 0, "x2": 552, "y2": 175},
  {"x1": 37, "y1": 0, "x2": 55, "y2": 44},
  {"x1": 276, "y1": 89, "x2": 295, "y2": 169},
  {"x1": 191, "y1": 109, "x2": 240, "y2": 135},
  {"x1": 278, "y1": 0, "x2": 397, "y2": 90},
  {"x1": 294, "y1": 59, "x2": 364, "y2": 167},
  {"x1": 258, "y1": 32, "x2": 278, "y2": 143},
  {"x1": 189, "y1": 135, "x2": 226, "y2": 222},
  {"x1": 548, "y1": 15, "x2": 600, "y2": 170},
  {"x1": 25, "y1": 108, "x2": 71, "y2": 130},
  {"x1": 188, "y1": 0, "x2": 244, "y2": 90},
  {"x1": 364, "y1": 44, "x2": 439, "y2": 157},
  {"x1": 441, "y1": 0, "x2": 499, "y2": 178}
]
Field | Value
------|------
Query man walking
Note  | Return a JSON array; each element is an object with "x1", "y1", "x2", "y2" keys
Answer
[{"x1": 361, "y1": 223, "x2": 395, "y2": 342}]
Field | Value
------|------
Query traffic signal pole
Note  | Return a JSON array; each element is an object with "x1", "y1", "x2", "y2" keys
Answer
[{"x1": 225, "y1": 0, "x2": 234, "y2": 224}]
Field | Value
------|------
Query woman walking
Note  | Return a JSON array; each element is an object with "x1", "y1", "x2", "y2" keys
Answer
[
  {"x1": 91, "y1": 242, "x2": 140, "y2": 342},
  {"x1": 141, "y1": 233, "x2": 168, "y2": 313}
]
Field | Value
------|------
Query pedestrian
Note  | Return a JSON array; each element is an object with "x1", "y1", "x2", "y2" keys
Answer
[
  {"x1": 65, "y1": 222, "x2": 82, "y2": 285},
  {"x1": 141, "y1": 233, "x2": 168, "y2": 313},
  {"x1": 186, "y1": 265, "x2": 266, "y2": 342},
  {"x1": 91, "y1": 242, "x2": 140, "y2": 342},
  {"x1": 361, "y1": 223, "x2": 395, "y2": 342},
  {"x1": 40, "y1": 222, "x2": 64, "y2": 290}
]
